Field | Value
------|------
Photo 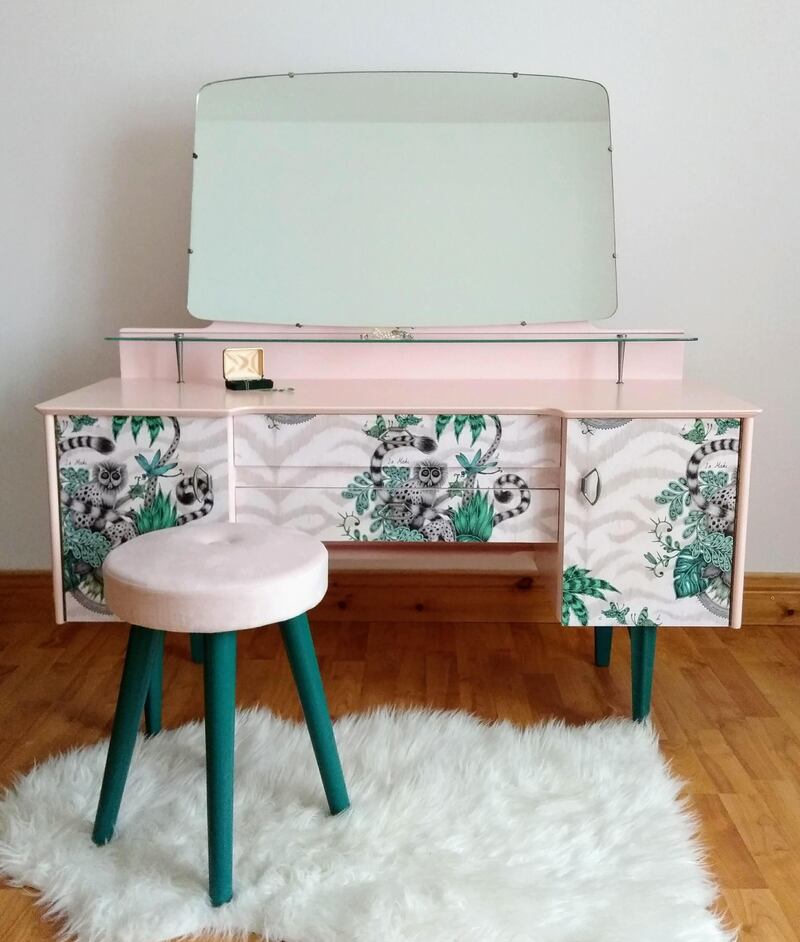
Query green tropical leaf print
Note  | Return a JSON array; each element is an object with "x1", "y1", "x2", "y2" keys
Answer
[
  {"x1": 62, "y1": 515, "x2": 111, "y2": 567},
  {"x1": 714, "y1": 418, "x2": 740, "y2": 435},
  {"x1": 690, "y1": 529, "x2": 733, "y2": 572},
  {"x1": 341, "y1": 472, "x2": 375, "y2": 515},
  {"x1": 130, "y1": 416, "x2": 145, "y2": 441},
  {"x1": 467, "y1": 414, "x2": 487, "y2": 445},
  {"x1": 383, "y1": 466, "x2": 410, "y2": 489},
  {"x1": 698, "y1": 469, "x2": 729, "y2": 500},
  {"x1": 452, "y1": 490, "x2": 494, "y2": 542},
  {"x1": 562, "y1": 566, "x2": 619, "y2": 626},
  {"x1": 681, "y1": 419, "x2": 707, "y2": 444},
  {"x1": 133, "y1": 488, "x2": 178, "y2": 533},
  {"x1": 60, "y1": 466, "x2": 90, "y2": 496},
  {"x1": 111, "y1": 416, "x2": 127, "y2": 440},
  {"x1": 135, "y1": 450, "x2": 178, "y2": 478},
  {"x1": 69, "y1": 415, "x2": 97, "y2": 432},
  {"x1": 655, "y1": 478, "x2": 691, "y2": 520},
  {"x1": 563, "y1": 594, "x2": 589, "y2": 626},
  {"x1": 436, "y1": 414, "x2": 487, "y2": 444},
  {"x1": 681, "y1": 509, "x2": 706, "y2": 540},
  {"x1": 435, "y1": 415, "x2": 453, "y2": 439},
  {"x1": 673, "y1": 548, "x2": 709, "y2": 598},
  {"x1": 379, "y1": 521, "x2": 426, "y2": 542},
  {"x1": 145, "y1": 416, "x2": 165, "y2": 445},
  {"x1": 455, "y1": 449, "x2": 498, "y2": 476}
]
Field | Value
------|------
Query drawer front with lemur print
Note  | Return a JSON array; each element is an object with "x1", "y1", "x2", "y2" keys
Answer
[
  {"x1": 55, "y1": 414, "x2": 229, "y2": 621},
  {"x1": 561, "y1": 417, "x2": 742, "y2": 628},
  {"x1": 233, "y1": 412, "x2": 561, "y2": 543}
]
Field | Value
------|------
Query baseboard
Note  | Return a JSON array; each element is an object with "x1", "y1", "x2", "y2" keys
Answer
[{"x1": 2, "y1": 557, "x2": 797, "y2": 626}]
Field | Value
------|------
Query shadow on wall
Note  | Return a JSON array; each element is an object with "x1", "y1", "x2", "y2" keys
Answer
[{"x1": 3, "y1": 121, "x2": 200, "y2": 568}]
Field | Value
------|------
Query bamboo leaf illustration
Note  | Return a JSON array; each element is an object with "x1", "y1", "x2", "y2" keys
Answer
[
  {"x1": 435, "y1": 415, "x2": 453, "y2": 439},
  {"x1": 112, "y1": 416, "x2": 127, "y2": 440},
  {"x1": 130, "y1": 416, "x2": 144, "y2": 441}
]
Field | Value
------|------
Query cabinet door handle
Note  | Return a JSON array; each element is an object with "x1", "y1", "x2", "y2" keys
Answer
[{"x1": 580, "y1": 467, "x2": 601, "y2": 505}]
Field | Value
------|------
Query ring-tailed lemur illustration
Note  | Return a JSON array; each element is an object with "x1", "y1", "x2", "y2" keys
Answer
[
  {"x1": 491, "y1": 473, "x2": 531, "y2": 526},
  {"x1": 460, "y1": 416, "x2": 503, "y2": 505},
  {"x1": 458, "y1": 417, "x2": 531, "y2": 528},
  {"x1": 57, "y1": 434, "x2": 114, "y2": 456},
  {"x1": 685, "y1": 437, "x2": 739, "y2": 618},
  {"x1": 64, "y1": 460, "x2": 136, "y2": 545},
  {"x1": 685, "y1": 438, "x2": 739, "y2": 536},
  {"x1": 175, "y1": 467, "x2": 214, "y2": 525},
  {"x1": 59, "y1": 418, "x2": 216, "y2": 614},
  {"x1": 369, "y1": 429, "x2": 456, "y2": 541}
]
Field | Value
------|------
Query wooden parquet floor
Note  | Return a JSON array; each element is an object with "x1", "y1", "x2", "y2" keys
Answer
[{"x1": 1, "y1": 618, "x2": 799, "y2": 941}]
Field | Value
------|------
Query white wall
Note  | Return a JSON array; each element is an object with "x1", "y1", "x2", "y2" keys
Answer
[{"x1": 1, "y1": 1, "x2": 797, "y2": 570}]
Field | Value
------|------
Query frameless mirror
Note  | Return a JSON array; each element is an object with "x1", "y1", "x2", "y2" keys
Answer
[{"x1": 188, "y1": 71, "x2": 617, "y2": 326}]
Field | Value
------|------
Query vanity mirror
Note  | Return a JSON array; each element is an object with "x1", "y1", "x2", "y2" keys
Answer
[{"x1": 188, "y1": 71, "x2": 617, "y2": 327}]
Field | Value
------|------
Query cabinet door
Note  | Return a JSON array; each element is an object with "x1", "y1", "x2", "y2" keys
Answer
[
  {"x1": 56, "y1": 414, "x2": 229, "y2": 621},
  {"x1": 561, "y1": 417, "x2": 742, "y2": 627}
]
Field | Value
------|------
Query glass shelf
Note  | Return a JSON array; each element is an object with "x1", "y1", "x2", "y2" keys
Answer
[{"x1": 106, "y1": 331, "x2": 698, "y2": 345}]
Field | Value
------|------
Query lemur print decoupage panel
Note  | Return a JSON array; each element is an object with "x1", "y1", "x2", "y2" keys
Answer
[
  {"x1": 234, "y1": 413, "x2": 560, "y2": 543},
  {"x1": 56, "y1": 415, "x2": 229, "y2": 621},
  {"x1": 562, "y1": 417, "x2": 741, "y2": 628}
]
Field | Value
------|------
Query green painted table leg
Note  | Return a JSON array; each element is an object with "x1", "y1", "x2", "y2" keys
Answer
[
  {"x1": 280, "y1": 613, "x2": 350, "y2": 815},
  {"x1": 203, "y1": 631, "x2": 237, "y2": 907},
  {"x1": 594, "y1": 626, "x2": 613, "y2": 667},
  {"x1": 93, "y1": 625, "x2": 160, "y2": 845},
  {"x1": 630, "y1": 625, "x2": 657, "y2": 721},
  {"x1": 144, "y1": 630, "x2": 165, "y2": 736},
  {"x1": 190, "y1": 633, "x2": 205, "y2": 664}
]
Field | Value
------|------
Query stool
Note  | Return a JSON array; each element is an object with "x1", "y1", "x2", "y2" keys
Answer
[{"x1": 92, "y1": 522, "x2": 349, "y2": 906}]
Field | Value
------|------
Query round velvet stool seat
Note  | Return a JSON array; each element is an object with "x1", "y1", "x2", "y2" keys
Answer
[{"x1": 92, "y1": 522, "x2": 349, "y2": 907}]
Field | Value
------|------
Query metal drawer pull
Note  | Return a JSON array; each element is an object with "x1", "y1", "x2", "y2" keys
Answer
[{"x1": 580, "y1": 467, "x2": 601, "y2": 505}]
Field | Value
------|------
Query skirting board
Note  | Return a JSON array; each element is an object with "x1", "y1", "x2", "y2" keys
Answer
[{"x1": 1, "y1": 553, "x2": 798, "y2": 627}]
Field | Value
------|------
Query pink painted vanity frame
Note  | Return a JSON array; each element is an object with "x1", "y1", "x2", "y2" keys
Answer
[{"x1": 37, "y1": 320, "x2": 760, "y2": 629}]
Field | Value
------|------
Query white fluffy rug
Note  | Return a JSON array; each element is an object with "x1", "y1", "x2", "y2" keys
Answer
[{"x1": 0, "y1": 708, "x2": 732, "y2": 942}]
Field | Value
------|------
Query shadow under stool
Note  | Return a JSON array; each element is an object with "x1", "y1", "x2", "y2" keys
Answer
[{"x1": 92, "y1": 522, "x2": 350, "y2": 906}]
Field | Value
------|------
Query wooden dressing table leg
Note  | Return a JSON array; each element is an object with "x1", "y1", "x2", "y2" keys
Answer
[
  {"x1": 280, "y1": 613, "x2": 350, "y2": 816},
  {"x1": 93, "y1": 625, "x2": 160, "y2": 845},
  {"x1": 629, "y1": 626, "x2": 657, "y2": 721},
  {"x1": 143, "y1": 630, "x2": 165, "y2": 736},
  {"x1": 190, "y1": 633, "x2": 205, "y2": 664},
  {"x1": 594, "y1": 626, "x2": 613, "y2": 667}
]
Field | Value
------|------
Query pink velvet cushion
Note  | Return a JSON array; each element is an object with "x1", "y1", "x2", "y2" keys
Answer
[{"x1": 102, "y1": 523, "x2": 328, "y2": 633}]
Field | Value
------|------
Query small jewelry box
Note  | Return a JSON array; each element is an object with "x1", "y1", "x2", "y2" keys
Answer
[{"x1": 223, "y1": 347, "x2": 264, "y2": 382}]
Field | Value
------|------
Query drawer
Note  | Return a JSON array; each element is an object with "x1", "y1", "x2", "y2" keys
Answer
[
  {"x1": 235, "y1": 485, "x2": 559, "y2": 543},
  {"x1": 233, "y1": 413, "x2": 561, "y2": 470}
]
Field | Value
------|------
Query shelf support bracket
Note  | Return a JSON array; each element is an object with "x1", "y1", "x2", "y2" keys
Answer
[
  {"x1": 616, "y1": 333, "x2": 627, "y2": 384},
  {"x1": 174, "y1": 332, "x2": 185, "y2": 384}
]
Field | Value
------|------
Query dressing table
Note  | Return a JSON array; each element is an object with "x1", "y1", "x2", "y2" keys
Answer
[{"x1": 36, "y1": 72, "x2": 759, "y2": 718}]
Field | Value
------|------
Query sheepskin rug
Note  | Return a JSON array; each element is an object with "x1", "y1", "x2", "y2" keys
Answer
[{"x1": 0, "y1": 708, "x2": 732, "y2": 942}]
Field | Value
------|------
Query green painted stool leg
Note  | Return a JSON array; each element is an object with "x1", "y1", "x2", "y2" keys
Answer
[
  {"x1": 190, "y1": 633, "x2": 205, "y2": 664},
  {"x1": 144, "y1": 630, "x2": 165, "y2": 736},
  {"x1": 630, "y1": 625, "x2": 657, "y2": 721},
  {"x1": 93, "y1": 625, "x2": 160, "y2": 845},
  {"x1": 280, "y1": 613, "x2": 350, "y2": 815},
  {"x1": 594, "y1": 626, "x2": 613, "y2": 667},
  {"x1": 203, "y1": 632, "x2": 237, "y2": 907}
]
